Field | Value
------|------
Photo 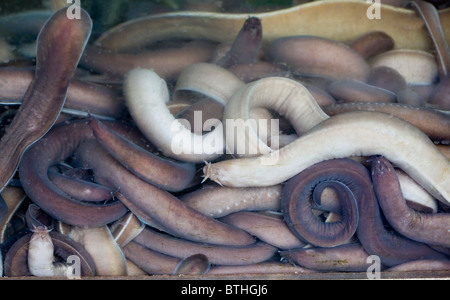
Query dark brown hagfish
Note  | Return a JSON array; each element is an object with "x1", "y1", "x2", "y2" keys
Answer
[{"x1": 0, "y1": 7, "x2": 92, "y2": 194}]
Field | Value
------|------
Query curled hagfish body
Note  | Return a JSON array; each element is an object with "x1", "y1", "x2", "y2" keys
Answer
[{"x1": 0, "y1": 0, "x2": 448, "y2": 278}]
